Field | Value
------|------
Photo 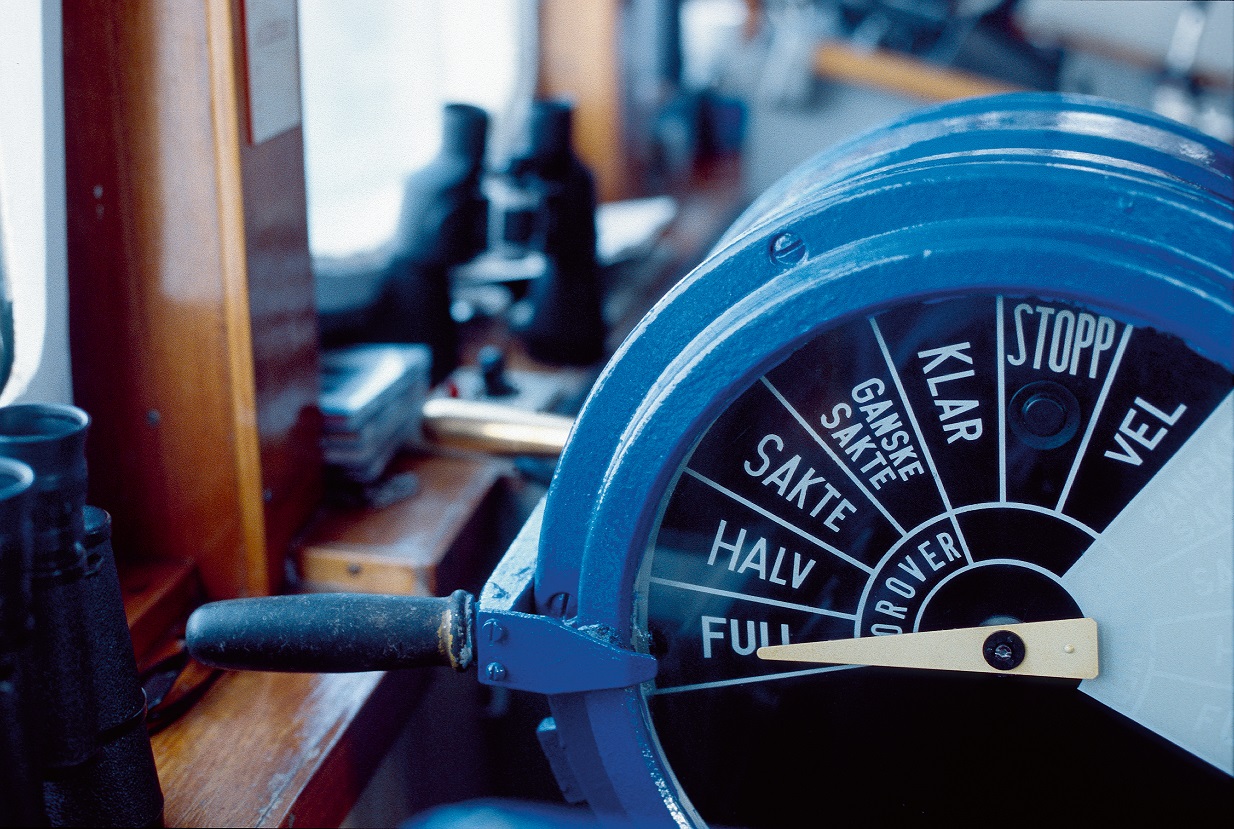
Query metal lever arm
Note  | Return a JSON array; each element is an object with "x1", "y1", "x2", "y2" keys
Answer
[
  {"x1": 185, "y1": 590, "x2": 474, "y2": 673},
  {"x1": 420, "y1": 397, "x2": 573, "y2": 457}
]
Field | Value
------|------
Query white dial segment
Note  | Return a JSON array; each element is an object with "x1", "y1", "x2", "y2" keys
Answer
[{"x1": 1066, "y1": 393, "x2": 1234, "y2": 774}]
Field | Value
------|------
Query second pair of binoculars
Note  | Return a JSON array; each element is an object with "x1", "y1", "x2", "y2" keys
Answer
[{"x1": 0, "y1": 403, "x2": 163, "y2": 828}]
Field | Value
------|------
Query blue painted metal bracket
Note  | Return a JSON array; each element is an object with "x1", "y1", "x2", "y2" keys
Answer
[
  {"x1": 475, "y1": 607, "x2": 657, "y2": 694},
  {"x1": 477, "y1": 497, "x2": 657, "y2": 695}
]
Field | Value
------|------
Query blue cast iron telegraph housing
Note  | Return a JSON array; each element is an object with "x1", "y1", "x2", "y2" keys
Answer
[{"x1": 190, "y1": 93, "x2": 1234, "y2": 827}]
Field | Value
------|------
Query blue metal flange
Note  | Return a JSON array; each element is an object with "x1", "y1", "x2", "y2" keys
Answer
[
  {"x1": 476, "y1": 501, "x2": 657, "y2": 695},
  {"x1": 474, "y1": 608, "x2": 657, "y2": 694}
]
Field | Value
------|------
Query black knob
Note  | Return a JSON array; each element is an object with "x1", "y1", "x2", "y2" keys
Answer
[
  {"x1": 478, "y1": 345, "x2": 517, "y2": 397},
  {"x1": 1009, "y1": 381, "x2": 1081, "y2": 449}
]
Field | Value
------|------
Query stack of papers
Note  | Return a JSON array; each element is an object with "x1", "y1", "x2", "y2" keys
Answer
[{"x1": 318, "y1": 343, "x2": 431, "y2": 483}]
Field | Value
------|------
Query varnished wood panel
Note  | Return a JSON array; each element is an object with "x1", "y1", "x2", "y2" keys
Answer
[
  {"x1": 120, "y1": 558, "x2": 200, "y2": 660},
  {"x1": 151, "y1": 667, "x2": 428, "y2": 827},
  {"x1": 296, "y1": 454, "x2": 509, "y2": 595},
  {"x1": 63, "y1": 0, "x2": 321, "y2": 599},
  {"x1": 814, "y1": 40, "x2": 1023, "y2": 102},
  {"x1": 537, "y1": 0, "x2": 633, "y2": 203},
  {"x1": 229, "y1": 0, "x2": 324, "y2": 590}
]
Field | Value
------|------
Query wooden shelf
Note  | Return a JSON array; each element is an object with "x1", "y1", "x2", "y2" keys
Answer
[
  {"x1": 294, "y1": 453, "x2": 514, "y2": 595},
  {"x1": 814, "y1": 39, "x2": 1024, "y2": 103},
  {"x1": 151, "y1": 667, "x2": 430, "y2": 828}
]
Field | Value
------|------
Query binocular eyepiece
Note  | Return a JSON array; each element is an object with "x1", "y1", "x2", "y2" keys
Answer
[
  {"x1": 0, "y1": 403, "x2": 163, "y2": 828},
  {"x1": 1, "y1": 456, "x2": 40, "y2": 826}
]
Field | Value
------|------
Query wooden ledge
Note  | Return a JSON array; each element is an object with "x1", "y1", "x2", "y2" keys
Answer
[
  {"x1": 294, "y1": 452, "x2": 515, "y2": 595},
  {"x1": 151, "y1": 666, "x2": 431, "y2": 828},
  {"x1": 815, "y1": 40, "x2": 1024, "y2": 102}
]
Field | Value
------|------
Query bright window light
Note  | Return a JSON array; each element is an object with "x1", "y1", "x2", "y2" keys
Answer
[
  {"x1": 298, "y1": 0, "x2": 527, "y2": 259},
  {"x1": 0, "y1": 0, "x2": 70, "y2": 407}
]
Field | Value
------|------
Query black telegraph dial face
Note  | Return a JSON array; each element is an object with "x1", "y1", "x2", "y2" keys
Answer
[{"x1": 641, "y1": 294, "x2": 1233, "y2": 825}]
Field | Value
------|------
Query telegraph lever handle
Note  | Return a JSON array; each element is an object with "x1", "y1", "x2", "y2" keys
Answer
[{"x1": 185, "y1": 590, "x2": 475, "y2": 673}]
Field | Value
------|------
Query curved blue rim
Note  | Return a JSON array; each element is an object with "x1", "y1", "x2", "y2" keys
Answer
[{"x1": 534, "y1": 93, "x2": 1233, "y2": 825}]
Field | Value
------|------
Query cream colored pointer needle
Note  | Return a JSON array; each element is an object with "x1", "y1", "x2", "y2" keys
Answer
[{"x1": 757, "y1": 617, "x2": 1098, "y2": 679}]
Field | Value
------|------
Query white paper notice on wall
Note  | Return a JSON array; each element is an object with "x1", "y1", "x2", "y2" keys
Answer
[{"x1": 244, "y1": 0, "x2": 302, "y2": 145}]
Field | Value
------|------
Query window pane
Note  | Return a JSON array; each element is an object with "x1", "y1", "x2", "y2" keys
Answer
[{"x1": 299, "y1": 0, "x2": 523, "y2": 258}]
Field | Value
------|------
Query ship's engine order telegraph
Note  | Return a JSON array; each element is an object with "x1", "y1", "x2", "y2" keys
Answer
[{"x1": 189, "y1": 93, "x2": 1233, "y2": 826}]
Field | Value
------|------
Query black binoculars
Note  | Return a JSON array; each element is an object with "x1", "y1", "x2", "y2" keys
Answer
[
  {"x1": 323, "y1": 98, "x2": 608, "y2": 389},
  {"x1": 0, "y1": 403, "x2": 163, "y2": 828}
]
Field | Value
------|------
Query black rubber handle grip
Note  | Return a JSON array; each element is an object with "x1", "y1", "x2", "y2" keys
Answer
[{"x1": 185, "y1": 590, "x2": 474, "y2": 673}]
